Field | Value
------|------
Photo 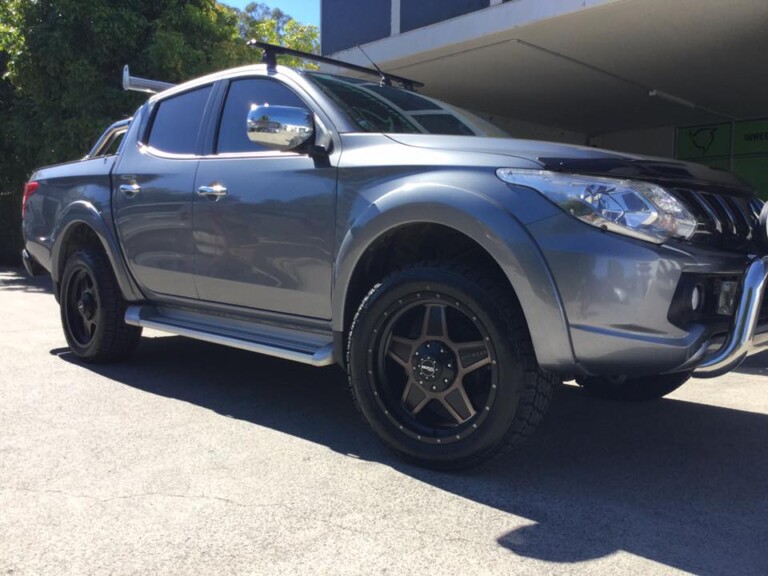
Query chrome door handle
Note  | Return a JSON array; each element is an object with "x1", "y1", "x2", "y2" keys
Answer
[
  {"x1": 119, "y1": 183, "x2": 141, "y2": 198},
  {"x1": 197, "y1": 184, "x2": 228, "y2": 201}
]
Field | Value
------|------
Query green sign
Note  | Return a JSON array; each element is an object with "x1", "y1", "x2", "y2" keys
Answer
[
  {"x1": 734, "y1": 157, "x2": 768, "y2": 197},
  {"x1": 676, "y1": 123, "x2": 731, "y2": 160},
  {"x1": 676, "y1": 118, "x2": 768, "y2": 198},
  {"x1": 734, "y1": 120, "x2": 768, "y2": 156}
]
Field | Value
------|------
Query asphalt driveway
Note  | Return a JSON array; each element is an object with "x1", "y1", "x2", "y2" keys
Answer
[{"x1": 1, "y1": 267, "x2": 767, "y2": 575}]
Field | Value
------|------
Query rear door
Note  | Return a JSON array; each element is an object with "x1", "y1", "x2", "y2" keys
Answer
[
  {"x1": 192, "y1": 76, "x2": 337, "y2": 318},
  {"x1": 113, "y1": 85, "x2": 214, "y2": 299}
]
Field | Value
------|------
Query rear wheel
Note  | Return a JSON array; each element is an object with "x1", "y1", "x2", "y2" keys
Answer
[
  {"x1": 576, "y1": 372, "x2": 691, "y2": 401},
  {"x1": 347, "y1": 264, "x2": 557, "y2": 469},
  {"x1": 60, "y1": 249, "x2": 142, "y2": 363}
]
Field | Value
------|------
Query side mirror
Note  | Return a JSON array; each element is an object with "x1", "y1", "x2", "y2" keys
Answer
[{"x1": 246, "y1": 105, "x2": 314, "y2": 151}]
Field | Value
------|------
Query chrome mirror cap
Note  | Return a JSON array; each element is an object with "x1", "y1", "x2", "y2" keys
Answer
[{"x1": 246, "y1": 105, "x2": 314, "y2": 151}]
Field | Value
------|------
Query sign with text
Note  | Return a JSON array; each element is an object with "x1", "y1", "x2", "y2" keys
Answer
[
  {"x1": 676, "y1": 118, "x2": 768, "y2": 198},
  {"x1": 734, "y1": 120, "x2": 768, "y2": 156}
]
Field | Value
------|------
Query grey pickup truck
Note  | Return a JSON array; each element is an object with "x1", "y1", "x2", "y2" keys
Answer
[{"x1": 22, "y1": 43, "x2": 768, "y2": 468}]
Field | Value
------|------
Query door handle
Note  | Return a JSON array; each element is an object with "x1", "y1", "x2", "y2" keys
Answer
[
  {"x1": 119, "y1": 183, "x2": 141, "y2": 198},
  {"x1": 197, "y1": 184, "x2": 228, "y2": 202}
]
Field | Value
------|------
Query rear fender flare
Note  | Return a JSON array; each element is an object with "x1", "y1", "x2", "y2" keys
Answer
[{"x1": 50, "y1": 201, "x2": 143, "y2": 302}]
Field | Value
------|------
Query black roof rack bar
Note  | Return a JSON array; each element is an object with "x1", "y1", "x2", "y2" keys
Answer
[{"x1": 246, "y1": 40, "x2": 424, "y2": 90}]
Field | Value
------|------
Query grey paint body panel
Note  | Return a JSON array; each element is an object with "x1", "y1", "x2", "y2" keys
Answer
[
  {"x1": 24, "y1": 155, "x2": 143, "y2": 302},
  {"x1": 113, "y1": 148, "x2": 200, "y2": 299},
  {"x1": 193, "y1": 151, "x2": 337, "y2": 318},
  {"x1": 329, "y1": 133, "x2": 575, "y2": 369},
  {"x1": 22, "y1": 63, "x2": 766, "y2": 378}
]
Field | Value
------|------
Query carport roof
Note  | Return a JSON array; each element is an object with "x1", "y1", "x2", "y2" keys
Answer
[{"x1": 328, "y1": 0, "x2": 768, "y2": 135}]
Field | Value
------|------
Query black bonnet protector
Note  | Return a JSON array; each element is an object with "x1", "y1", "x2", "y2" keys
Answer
[{"x1": 538, "y1": 156, "x2": 755, "y2": 198}]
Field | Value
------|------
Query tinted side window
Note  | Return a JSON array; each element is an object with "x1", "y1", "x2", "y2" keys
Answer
[
  {"x1": 217, "y1": 78, "x2": 307, "y2": 154},
  {"x1": 148, "y1": 86, "x2": 212, "y2": 154}
]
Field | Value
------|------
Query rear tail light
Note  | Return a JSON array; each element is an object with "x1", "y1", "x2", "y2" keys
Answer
[{"x1": 21, "y1": 181, "x2": 38, "y2": 218}]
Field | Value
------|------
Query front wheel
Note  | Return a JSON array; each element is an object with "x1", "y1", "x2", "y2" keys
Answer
[
  {"x1": 347, "y1": 264, "x2": 556, "y2": 469},
  {"x1": 576, "y1": 372, "x2": 691, "y2": 401},
  {"x1": 60, "y1": 249, "x2": 142, "y2": 363}
]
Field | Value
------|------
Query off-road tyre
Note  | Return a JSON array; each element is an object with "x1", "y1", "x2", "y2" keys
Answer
[
  {"x1": 60, "y1": 249, "x2": 142, "y2": 363},
  {"x1": 347, "y1": 263, "x2": 557, "y2": 469},
  {"x1": 576, "y1": 372, "x2": 691, "y2": 401}
]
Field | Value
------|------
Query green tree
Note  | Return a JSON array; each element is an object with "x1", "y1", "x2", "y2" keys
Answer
[
  {"x1": 2, "y1": 0, "x2": 251, "y2": 165},
  {"x1": 234, "y1": 2, "x2": 319, "y2": 67},
  {"x1": 0, "y1": 0, "x2": 318, "y2": 265},
  {"x1": 0, "y1": 0, "x2": 31, "y2": 264}
]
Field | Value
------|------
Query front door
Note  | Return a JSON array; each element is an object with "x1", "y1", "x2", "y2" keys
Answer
[{"x1": 193, "y1": 77, "x2": 336, "y2": 318}]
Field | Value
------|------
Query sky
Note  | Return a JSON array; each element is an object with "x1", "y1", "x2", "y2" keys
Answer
[{"x1": 222, "y1": 0, "x2": 320, "y2": 27}]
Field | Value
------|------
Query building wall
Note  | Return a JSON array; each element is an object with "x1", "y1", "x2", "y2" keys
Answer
[
  {"x1": 400, "y1": 0, "x2": 489, "y2": 33},
  {"x1": 320, "y1": 0, "x2": 767, "y2": 196},
  {"x1": 321, "y1": 0, "x2": 392, "y2": 55},
  {"x1": 321, "y1": 0, "x2": 506, "y2": 54},
  {"x1": 591, "y1": 127, "x2": 676, "y2": 158}
]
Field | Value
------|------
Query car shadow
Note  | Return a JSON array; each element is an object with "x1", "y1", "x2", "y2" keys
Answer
[
  {"x1": 0, "y1": 267, "x2": 53, "y2": 293},
  {"x1": 54, "y1": 335, "x2": 768, "y2": 575},
  {"x1": 733, "y1": 349, "x2": 768, "y2": 375}
]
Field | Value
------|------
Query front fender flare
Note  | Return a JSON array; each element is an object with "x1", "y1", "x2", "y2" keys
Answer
[{"x1": 333, "y1": 184, "x2": 575, "y2": 371}]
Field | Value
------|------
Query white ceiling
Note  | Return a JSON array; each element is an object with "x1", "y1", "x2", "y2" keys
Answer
[{"x1": 331, "y1": 0, "x2": 768, "y2": 135}]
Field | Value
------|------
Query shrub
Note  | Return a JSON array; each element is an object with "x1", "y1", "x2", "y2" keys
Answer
[{"x1": 0, "y1": 191, "x2": 22, "y2": 267}]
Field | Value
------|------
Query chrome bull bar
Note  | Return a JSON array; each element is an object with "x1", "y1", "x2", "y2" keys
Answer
[{"x1": 693, "y1": 256, "x2": 768, "y2": 378}]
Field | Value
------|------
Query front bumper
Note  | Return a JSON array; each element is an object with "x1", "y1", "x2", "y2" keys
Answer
[{"x1": 691, "y1": 256, "x2": 768, "y2": 378}]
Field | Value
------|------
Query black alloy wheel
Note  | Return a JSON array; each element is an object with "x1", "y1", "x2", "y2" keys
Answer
[
  {"x1": 348, "y1": 263, "x2": 556, "y2": 469},
  {"x1": 375, "y1": 295, "x2": 499, "y2": 444},
  {"x1": 64, "y1": 267, "x2": 100, "y2": 348},
  {"x1": 60, "y1": 249, "x2": 142, "y2": 363}
]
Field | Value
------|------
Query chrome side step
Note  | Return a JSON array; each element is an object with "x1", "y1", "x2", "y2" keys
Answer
[{"x1": 125, "y1": 305, "x2": 335, "y2": 367}]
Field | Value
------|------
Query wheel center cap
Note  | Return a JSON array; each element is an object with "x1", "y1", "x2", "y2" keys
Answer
[
  {"x1": 416, "y1": 357, "x2": 439, "y2": 381},
  {"x1": 78, "y1": 294, "x2": 94, "y2": 320},
  {"x1": 411, "y1": 340, "x2": 457, "y2": 392}
]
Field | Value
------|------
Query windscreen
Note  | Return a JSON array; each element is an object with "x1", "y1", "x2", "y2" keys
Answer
[{"x1": 305, "y1": 72, "x2": 508, "y2": 137}]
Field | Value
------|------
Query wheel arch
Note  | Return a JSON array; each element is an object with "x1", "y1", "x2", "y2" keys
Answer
[
  {"x1": 333, "y1": 186, "x2": 576, "y2": 371},
  {"x1": 51, "y1": 201, "x2": 143, "y2": 302}
]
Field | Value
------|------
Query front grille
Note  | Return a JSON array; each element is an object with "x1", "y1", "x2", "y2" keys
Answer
[{"x1": 672, "y1": 188, "x2": 764, "y2": 252}]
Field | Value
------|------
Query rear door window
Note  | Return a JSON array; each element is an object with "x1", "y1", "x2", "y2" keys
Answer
[{"x1": 148, "y1": 86, "x2": 213, "y2": 154}]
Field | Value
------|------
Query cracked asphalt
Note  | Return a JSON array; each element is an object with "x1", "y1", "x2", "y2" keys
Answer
[{"x1": 1, "y1": 267, "x2": 768, "y2": 576}]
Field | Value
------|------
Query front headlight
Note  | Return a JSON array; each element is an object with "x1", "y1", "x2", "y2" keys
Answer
[{"x1": 496, "y1": 168, "x2": 697, "y2": 244}]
